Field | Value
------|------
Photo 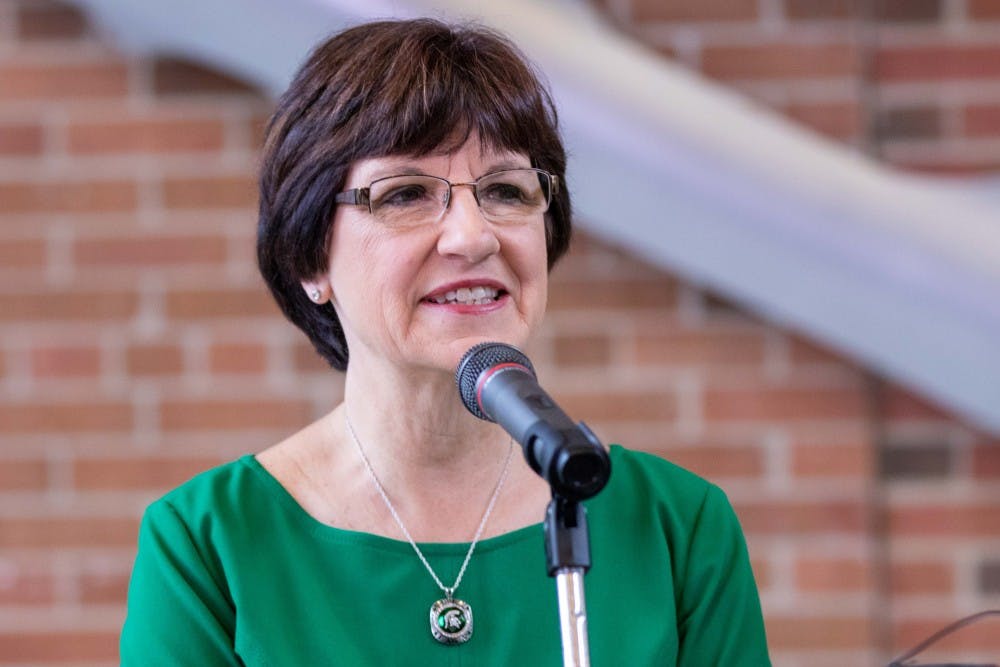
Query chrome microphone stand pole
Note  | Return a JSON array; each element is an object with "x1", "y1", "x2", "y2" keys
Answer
[{"x1": 546, "y1": 495, "x2": 593, "y2": 667}]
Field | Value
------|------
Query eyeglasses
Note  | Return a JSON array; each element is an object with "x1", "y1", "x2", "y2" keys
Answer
[{"x1": 334, "y1": 168, "x2": 558, "y2": 228}]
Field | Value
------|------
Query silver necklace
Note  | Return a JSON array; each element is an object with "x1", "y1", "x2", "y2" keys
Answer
[{"x1": 345, "y1": 413, "x2": 514, "y2": 645}]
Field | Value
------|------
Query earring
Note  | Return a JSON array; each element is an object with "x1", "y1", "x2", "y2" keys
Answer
[{"x1": 309, "y1": 288, "x2": 321, "y2": 302}]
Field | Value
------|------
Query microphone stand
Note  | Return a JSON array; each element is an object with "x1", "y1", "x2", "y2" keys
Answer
[
  {"x1": 545, "y1": 495, "x2": 593, "y2": 667},
  {"x1": 529, "y1": 421, "x2": 609, "y2": 667}
]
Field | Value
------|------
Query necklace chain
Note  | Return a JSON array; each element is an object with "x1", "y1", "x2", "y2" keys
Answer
[{"x1": 345, "y1": 413, "x2": 514, "y2": 598}]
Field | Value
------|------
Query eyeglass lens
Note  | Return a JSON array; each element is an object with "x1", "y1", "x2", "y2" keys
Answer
[{"x1": 367, "y1": 169, "x2": 550, "y2": 226}]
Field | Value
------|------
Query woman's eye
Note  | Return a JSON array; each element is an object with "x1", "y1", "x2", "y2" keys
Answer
[
  {"x1": 482, "y1": 183, "x2": 528, "y2": 202},
  {"x1": 378, "y1": 185, "x2": 430, "y2": 207}
]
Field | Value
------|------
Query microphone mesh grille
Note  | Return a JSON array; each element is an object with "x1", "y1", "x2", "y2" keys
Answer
[{"x1": 455, "y1": 342, "x2": 535, "y2": 421}]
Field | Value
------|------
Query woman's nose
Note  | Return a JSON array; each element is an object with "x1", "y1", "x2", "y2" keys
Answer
[{"x1": 435, "y1": 185, "x2": 501, "y2": 262}]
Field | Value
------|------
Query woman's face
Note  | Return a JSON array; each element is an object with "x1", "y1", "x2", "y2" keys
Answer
[{"x1": 314, "y1": 134, "x2": 549, "y2": 376}]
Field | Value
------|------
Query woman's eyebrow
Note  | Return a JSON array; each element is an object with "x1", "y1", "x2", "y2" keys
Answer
[
  {"x1": 361, "y1": 156, "x2": 530, "y2": 183},
  {"x1": 364, "y1": 165, "x2": 431, "y2": 181},
  {"x1": 481, "y1": 159, "x2": 530, "y2": 173}
]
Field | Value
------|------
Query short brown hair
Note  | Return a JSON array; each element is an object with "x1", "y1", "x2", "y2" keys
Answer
[{"x1": 257, "y1": 18, "x2": 572, "y2": 370}]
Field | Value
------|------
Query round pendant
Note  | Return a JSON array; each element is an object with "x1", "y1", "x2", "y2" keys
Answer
[{"x1": 429, "y1": 597, "x2": 473, "y2": 644}]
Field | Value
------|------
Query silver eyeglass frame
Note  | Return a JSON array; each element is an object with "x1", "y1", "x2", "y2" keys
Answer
[{"x1": 333, "y1": 168, "x2": 559, "y2": 221}]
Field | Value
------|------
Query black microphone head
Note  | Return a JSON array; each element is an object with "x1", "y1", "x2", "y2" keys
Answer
[{"x1": 455, "y1": 342, "x2": 536, "y2": 421}]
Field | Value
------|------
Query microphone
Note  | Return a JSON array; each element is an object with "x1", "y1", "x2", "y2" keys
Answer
[{"x1": 455, "y1": 342, "x2": 610, "y2": 500}]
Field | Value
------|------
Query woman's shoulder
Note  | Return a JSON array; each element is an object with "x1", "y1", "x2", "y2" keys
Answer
[
  {"x1": 598, "y1": 445, "x2": 735, "y2": 530},
  {"x1": 607, "y1": 444, "x2": 716, "y2": 497},
  {"x1": 147, "y1": 455, "x2": 265, "y2": 523}
]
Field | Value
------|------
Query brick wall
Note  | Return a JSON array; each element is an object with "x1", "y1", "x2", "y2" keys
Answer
[
  {"x1": 589, "y1": 1, "x2": 1000, "y2": 663},
  {"x1": 0, "y1": 1, "x2": 997, "y2": 665},
  {"x1": 597, "y1": 0, "x2": 1000, "y2": 173}
]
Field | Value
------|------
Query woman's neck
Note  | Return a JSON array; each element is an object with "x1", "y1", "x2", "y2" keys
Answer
[{"x1": 338, "y1": 354, "x2": 513, "y2": 493}]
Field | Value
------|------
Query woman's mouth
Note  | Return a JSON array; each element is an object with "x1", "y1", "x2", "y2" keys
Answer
[{"x1": 426, "y1": 285, "x2": 503, "y2": 306}]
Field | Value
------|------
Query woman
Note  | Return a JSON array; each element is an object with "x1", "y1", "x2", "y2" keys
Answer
[{"x1": 121, "y1": 19, "x2": 770, "y2": 665}]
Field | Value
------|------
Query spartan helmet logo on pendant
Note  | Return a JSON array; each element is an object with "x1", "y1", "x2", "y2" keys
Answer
[{"x1": 429, "y1": 598, "x2": 474, "y2": 644}]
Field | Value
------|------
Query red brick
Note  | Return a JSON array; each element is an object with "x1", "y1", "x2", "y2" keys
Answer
[
  {"x1": 30, "y1": 344, "x2": 101, "y2": 378},
  {"x1": 963, "y1": 104, "x2": 1000, "y2": 137},
  {"x1": 0, "y1": 401, "x2": 133, "y2": 434},
  {"x1": 0, "y1": 238, "x2": 46, "y2": 268},
  {"x1": 788, "y1": 335, "x2": 846, "y2": 364},
  {"x1": 784, "y1": 101, "x2": 862, "y2": 141},
  {"x1": 750, "y1": 557, "x2": 771, "y2": 589},
  {"x1": 735, "y1": 500, "x2": 867, "y2": 534},
  {"x1": 889, "y1": 158, "x2": 1000, "y2": 175},
  {"x1": 890, "y1": 560, "x2": 953, "y2": 595},
  {"x1": 0, "y1": 180, "x2": 137, "y2": 214},
  {"x1": 68, "y1": 117, "x2": 226, "y2": 154},
  {"x1": 16, "y1": 2, "x2": 89, "y2": 41},
  {"x1": 635, "y1": 329, "x2": 766, "y2": 366},
  {"x1": 247, "y1": 112, "x2": 270, "y2": 150},
  {"x1": 127, "y1": 343, "x2": 184, "y2": 376},
  {"x1": 74, "y1": 456, "x2": 221, "y2": 490},
  {"x1": 631, "y1": 0, "x2": 758, "y2": 22},
  {"x1": 162, "y1": 175, "x2": 257, "y2": 209},
  {"x1": 968, "y1": 0, "x2": 1000, "y2": 19},
  {"x1": 882, "y1": 385, "x2": 952, "y2": 420},
  {"x1": 0, "y1": 62, "x2": 128, "y2": 99},
  {"x1": 660, "y1": 444, "x2": 765, "y2": 478},
  {"x1": 0, "y1": 568, "x2": 54, "y2": 604},
  {"x1": 166, "y1": 287, "x2": 279, "y2": 319},
  {"x1": 548, "y1": 278, "x2": 677, "y2": 311},
  {"x1": 877, "y1": 106, "x2": 944, "y2": 141},
  {"x1": 552, "y1": 235, "x2": 682, "y2": 283},
  {"x1": 558, "y1": 390, "x2": 678, "y2": 423},
  {"x1": 0, "y1": 290, "x2": 138, "y2": 321},
  {"x1": 293, "y1": 341, "x2": 332, "y2": 373},
  {"x1": 702, "y1": 43, "x2": 861, "y2": 81},
  {"x1": 702, "y1": 290, "x2": 758, "y2": 322},
  {"x1": 893, "y1": 616, "x2": 1000, "y2": 653},
  {"x1": 875, "y1": 104, "x2": 945, "y2": 142},
  {"x1": 971, "y1": 439, "x2": 1000, "y2": 478},
  {"x1": 795, "y1": 556, "x2": 872, "y2": 592},
  {"x1": 878, "y1": 0, "x2": 943, "y2": 22},
  {"x1": 209, "y1": 342, "x2": 268, "y2": 374},
  {"x1": 160, "y1": 399, "x2": 312, "y2": 431},
  {"x1": 890, "y1": 502, "x2": 1000, "y2": 536},
  {"x1": 0, "y1": 122, "x2": 44, "y2": 155},
  {"x1": 0, "y1": 459, "x2": 48, "y2": 491},
  {"x1": 0, "y1": 632, "x2": 118, "y2": 661},
  {"x1": 880, "y1": 441, "x2": 951, "y2": 479},
  {"x1": 876, "y1": 45, "x2": 1000, "y2": 82},
  {"x1": 153, "y1": 57, "x2": 259, "y2": 96},
  {"x1": 765, "y1": 615, "x2": 872, "y2": 649},
  {"x1": 704, "y1": 387, "x2": 866, "y2": 421},
  {"x1": 0, "y1": 517, "x2": 137, "y2": 549},
  {"x1": 785, "y1": 0, "x2": 853, "y2": 20},
  {"x1": 74, "y1": 234, "x2": 228, "y2": 267},
  {"x1": 551, "y1": 334, "x2": 612, "y2": 367},
  {"x1": 79, "y1": 569, "x2": 130, "y2": 604},
  {"x1": 792, "y1": 441, "x2": 873, "y2": 478},
  {"x1": 787, "y1": 0, "x2": 942, "y2": 21}
]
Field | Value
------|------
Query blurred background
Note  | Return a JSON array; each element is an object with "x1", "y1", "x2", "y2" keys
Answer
[{"x1": 1, "y1": 0, "x2": 999, "y2": 665}]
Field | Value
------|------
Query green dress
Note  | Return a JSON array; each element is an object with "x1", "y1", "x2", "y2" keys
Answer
[{"x1": 120, "y1": 446, "x2": 770, "y2": 665}]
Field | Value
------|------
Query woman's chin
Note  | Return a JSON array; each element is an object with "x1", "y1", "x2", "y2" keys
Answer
[{"x1": 414, "y1": 335, "x2": 528, "y2": 377}]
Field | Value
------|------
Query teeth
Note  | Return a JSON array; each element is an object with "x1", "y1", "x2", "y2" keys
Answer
[{"x1": 431, "y1": 286, "x2": 499, "y2": 305}]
